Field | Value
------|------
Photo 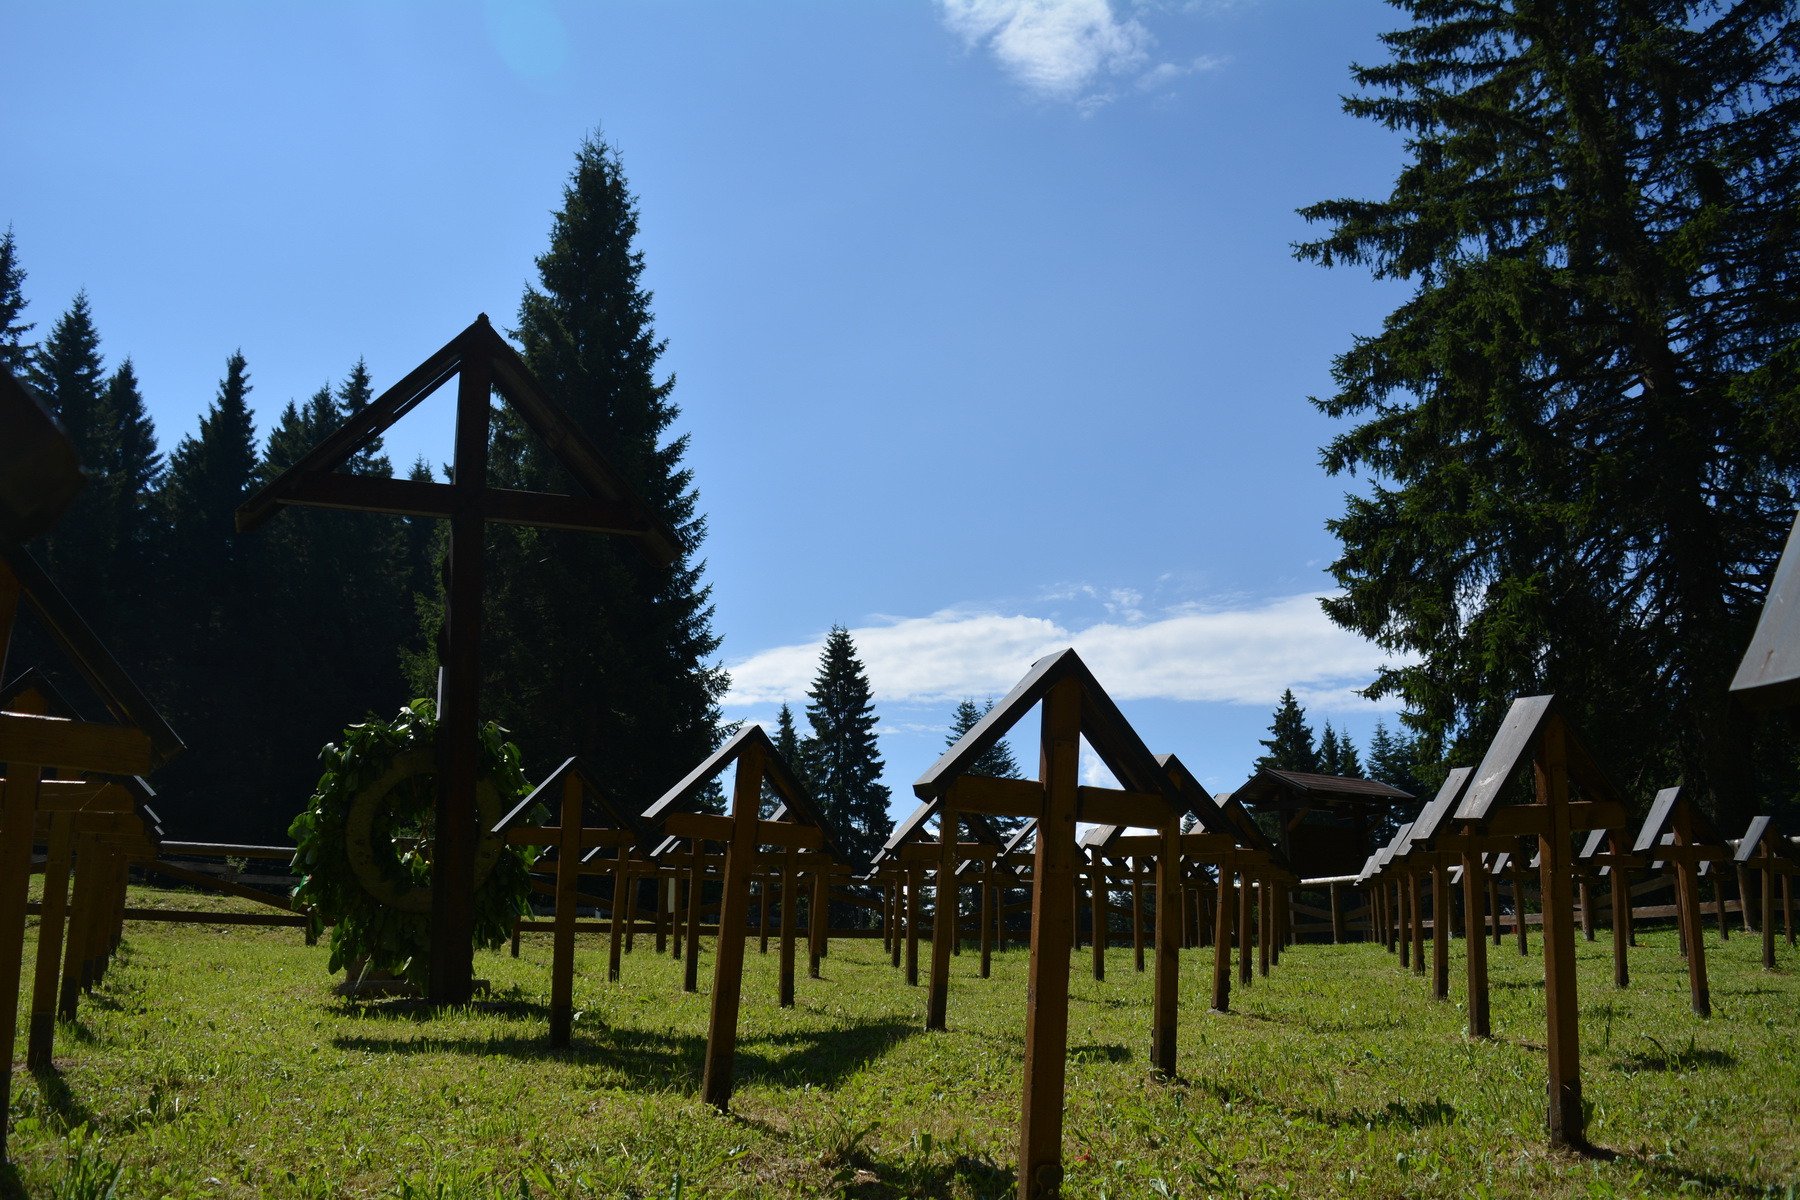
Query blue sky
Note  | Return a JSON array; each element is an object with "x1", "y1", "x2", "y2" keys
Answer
[{"x1": 5, "y1": 0, "x2": 1419, "y2": 808}]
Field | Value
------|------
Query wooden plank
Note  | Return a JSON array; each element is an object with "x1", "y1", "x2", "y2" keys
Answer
[
  {"x1": 1075, "y1": 786, "x2": 1169, "y2": 830},
  {"x1": 947, "y1": 775, "x2": 1045, "y2": 820},
  {"x1": 120, "y1": 906, "x2": 309, "y2": 927},
  {"x1": 27, "y1": 809, "x2": 72, "y2": 1070},
  {"x1": 0, "y1": 713, "x2": 152, "y2": 776},
  {"x1": 664, "y1": 812, "x2": 735, "y2": 843},
  {"x1": 1461, "y1": 849, "x2": 1490, "y2": 1037},
  {"x1": 927, "y1": 806, "x2": 957, "y2": 1030},
  {"x1": 1731, "y1": 509, "x2": 1800, "y2": 708},
  {"x1": 754, "y1": 819, "x2": 824, "y2": 851},
  {"x1": 1150, "y1": 822, "x2": 1180, "y2": 1073},
  {"x1": 140, "y1": 859, "x2": 297, "y2": 911},
  {"x1": 549, "y1": 771, "x2": 582, "y2": 1046}
]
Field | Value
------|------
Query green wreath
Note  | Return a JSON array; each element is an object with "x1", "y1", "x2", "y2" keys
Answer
[{"x1": 288, "y1": 699, "x2": 539, "y2": 987}]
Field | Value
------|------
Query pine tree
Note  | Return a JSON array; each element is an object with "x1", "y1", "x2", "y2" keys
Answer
[
  {"x1": 1367, "y1": 720, "x2": 1422, "y2": 796},
  {"x1": 30, "y1": 294, "x2": 114, "y2": 606},
  {"x1": 96, "y1": 358, "x2": 162, "y2": 638},
  {"x1": 1298, "y1": 1, "x2": 1800, "y2": 823},
  {"x1": 0, "y1": 226, "x2": 34, "y2": 375},
  {"x1": 424, "y1": 134, "x2": 727, "y2": 804},
  {"x1": 802, "y1": 626, "x2": 892, "y2": 866},
  {"x1": 1318, "y1": 724, "x2": 1342, "y2": 776},
  {"x1": 1255, "y1": 689, "x2": 1320, "y2": 773}
]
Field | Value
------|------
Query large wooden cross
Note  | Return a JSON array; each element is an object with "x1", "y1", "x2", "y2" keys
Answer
[
  {"x1": 237, "y1": 315, "x2": 675, "y2": 1005},
  {"x1": 913, "y1": 649, "x2": 1187, "y2": 1200}
]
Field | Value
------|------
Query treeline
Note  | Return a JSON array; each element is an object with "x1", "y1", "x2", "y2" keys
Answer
[
  {"x1": 4, "y1": 231, "x2": 437, "y2": 840},
  {"x1": 3, "y1": 135, "x2": 730, "y2": 844}
]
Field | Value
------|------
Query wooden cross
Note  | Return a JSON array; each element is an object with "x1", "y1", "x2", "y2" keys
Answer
[
  {"x1": 237, "y1": 315, "x2": 676, "y2": 1006},
  {"x1": 639, "y1": 725, "x2": 842, "y2": 1111},
  {"x1": 1633, "y1": 785, "x2": 1734, "y2": 1016}
]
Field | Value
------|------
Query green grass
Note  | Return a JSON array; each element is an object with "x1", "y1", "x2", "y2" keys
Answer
[{"x1": 6, "y1": 886, "x2": 1798, "y2": 1198}]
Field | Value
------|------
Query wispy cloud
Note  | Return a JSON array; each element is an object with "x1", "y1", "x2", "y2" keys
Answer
[
  {"x1": 723, "y1": 593, "x2": 1405, "y2": 715},
  {"x1": 938, "y1": 0, "x2": 1230, "y2": 105}
]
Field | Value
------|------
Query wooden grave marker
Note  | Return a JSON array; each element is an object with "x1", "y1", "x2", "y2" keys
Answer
[
  {"x1": 913, "y1": 649, "x2": 1187, "y2": 1200},
  {"x1": 237, "y1": 315, "x2": 676, "y2": 1005}
]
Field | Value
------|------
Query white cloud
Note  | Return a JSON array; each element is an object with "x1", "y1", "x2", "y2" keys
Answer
[
  {"x1": 723, "y1": 593, "x2": 1406, "y2": 715},
  {"x1": 939, "y1": 0, "x2": 1152, "y2": 99}
]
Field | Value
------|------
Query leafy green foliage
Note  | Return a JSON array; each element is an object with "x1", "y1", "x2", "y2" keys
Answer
[
  {"x1": 1298, "y1": 1, "x2": 1800, "y2": 824},
  {"x1": 288, "y1": 701, "x2": 537, "y2": 985}
]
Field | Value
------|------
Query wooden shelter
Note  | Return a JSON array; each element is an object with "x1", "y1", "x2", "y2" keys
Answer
[
  {"x1": 912, "y1": 648, "x2": 1187, "y2": 1200},
  {"x1": 1229, "y1": 767, "x2": 1411, "y2": 879},
  {"x1": 639, "y1": 725, "x2": 843, "y2": 1110},
  {"x1": 491, "y1": 757, "x2": 646, "y2": 1045},
  {"x1": 236, "y1": 315, "x2": 676, "y2": 1005}
]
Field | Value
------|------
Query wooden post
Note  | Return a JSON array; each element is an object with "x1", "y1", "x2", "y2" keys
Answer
[
  {"x1": 1408, "y1": 870, "x2": 1426, "y2": 978},
  {"x1": 1484, "y1": 869, "x2": 1499, "y2": 946},
  {"x1": 1210, "y1": 860, "x2": 1233, "y2": 1012},
  {"x1": 1257, "y1": 877, "x2": 1271, "y2": 978},
  {"x1": 655, "y1": 871, "x2": 668, "y2": 955},
  {"x1": 607, "y1": 849, "x2": 630, "y2": 984},
  {"x1": 1513, "y1": 858, "x2": 1530, "y2": 955},
  {"x1": 670, "y1": 872, "x2": 683, "y2": 960},
  {"x1": 1534, "y1": 723, "x2": 1584, "y2": 1147},
  {"x1": 549, "y1": 771, "x2": 583, "y2": 1046},
  {"x1": 0, "y1": 761, "x2": 43, "y2": 1159},
  {"x1": 779, "y1": 848, "x2": 798, "y2": 1007},
  {"x1": 59, "y1": 841, "x2": 98, "y2": 1020},
  {"x1": 927, "y1": 807, "x2": 957, "y2": 1031},
  {"x1": 1017, "y1": 674, "x2": 1079, "y2": 1200},
  {"x1": 428, "y1": 347, "x2": 492, "y2": 1007},
  {"x1": 1149, "y1": 824, "x2": 1180, "y2": 1075},
  {"x1": 1397, "y1": 877, "x2": 1412, "y2": 971},
  {"x1": 1713, "y1": 871, "x2": 1730, "y2": 941},
  {"x1": 1131, "y1": 857, "x2": 1145, "y2": 972},
  {"x1": 891, "y1": 874, "x2": 904, "y2": 968},
  {"x1": 905, "y1": 866, "x2": 922, "y2": 986},
  {"x1": 1761, "y1": 857, "x2": 1776, "y2": 970},
  {"x1": 701, "y1": 742, "x2": 761, "y2": 1110},
  {"x1": 683, "y1": 845, "x2": 703, "y2": 994},
  {"x1": 1089, "y1": 847, "x2": 1107, "y2": 982},
  {"x1": 1675, "y1": 855, "x2": 1710, "y2": 1016},
  {"x1": 1431, "y1": 864, "x2": 1450, "y2": 1001},
  {"x1": 1578, "y1": 875, "x2": 1595, "y2": 942},
  {"x1": 809, "y1": 861, "x2": 828, "y2": 979},
  {"x1": 1237, "y1": 869, "x2": 1253, "y2": 988},
  {"x1": 28, "y1": 809, "x2": 74, "y2": 1070},
  {"x1": 980, "y1": 861, "x2": 995, "y2": 979},
  {"x1": 625, "y1": 871, "x2": 637, "y2": 954},
  {"x1": 1461, "y1": 849, "x2": 1490, "y2": 1038},
  {"x1": 1329, "y1": 881, "x2": 1343, "y2": 945},
  {"x1": 1609, "y1": 855, "x2": 1631, "y2": 989},
  {"x1": 760, "y1": 875, "x2": 774, "y2": 955}
]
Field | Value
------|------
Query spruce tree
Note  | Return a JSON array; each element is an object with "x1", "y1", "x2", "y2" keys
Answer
[
  {"x1": 802, "y1": 626, "x2": 892, "y2": 866},
  {"x1": 1299, "y1": 1, "x2": 1800, "y2": 823},
  {"x1": 425, "y1": 134, "x2": 726, "y2": 806},
  {"x1": 1318, "y1": 724, "x2": 1342, "y2": 776},
  {"x1": 30, "y1": 294, "x2": 114, "y2": 607},
  {"x1": 0, "y1": 226, "x2": 34, "y2": 375},
  {"x1": 1255, "y1": 689, "x2": 1320, "y2": 773},
  {"x1": 96, "y1": 358, "x2": 162, "y2": 643}
]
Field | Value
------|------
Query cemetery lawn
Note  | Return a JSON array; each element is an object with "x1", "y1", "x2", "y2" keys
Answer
[{"x1": 7, "y1": 886, "x2": 1798, "y2": 1199}]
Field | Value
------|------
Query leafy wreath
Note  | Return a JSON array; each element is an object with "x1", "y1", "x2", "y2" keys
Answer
[{"x1": 289, "y1": 699, "x2": 538, "y2": 987}]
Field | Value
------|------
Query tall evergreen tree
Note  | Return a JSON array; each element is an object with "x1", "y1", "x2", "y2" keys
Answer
[
  {"x1": 1298, "y1": 1, "x2": 1800, "y2": 823},
  {"x1": 0, "y1": 226, "x2": 34, "y2": 375},
  {"x1": 1318, "y1": 723, "x2": 1342, "y2": 776},
  {"x1": 1367, "y1": 720, "x2": 1424, "y2": 797},
  {"x1": 30, "y1": 294, "x2": 115, "y2": 607},
  {"x1": 96, "y1": 358, "x2": 162, "y2": 642},
  {"x1": 802, "y1": 626, "x2": 892, "y2": 866},
  {"x1": 420, "y1": 134, "x2": 726, "y2": 807},
  {"x1": 1255, "y1": 689, "x2": 1320, "y2": 773}
]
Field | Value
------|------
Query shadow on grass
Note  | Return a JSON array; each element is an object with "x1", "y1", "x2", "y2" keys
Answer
[
  {"x1": 1067, "y1": 1043, "x2": 1130, "y2": 1064},
  {"x1": 1611, "y1": 1046, "x2": 1737, "y2": 1073},
  {"x1": 30, "y1": 1064, "x2": 98, "y2": 1132},
  {"x1": 843, "y1": 1148, "x2": 1015, "y2": 1200},
  {"x1": 0, "y1": 1163, "x2": 25, "y2": 1200},
  {"x1": 330, "y1": 1017, "x2": 921, "y2": 1094},
  {"x1": 1198, "y1": 1078, "x2": 1457, "y2": 1130}
]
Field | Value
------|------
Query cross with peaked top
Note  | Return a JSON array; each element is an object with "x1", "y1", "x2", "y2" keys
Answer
[
  {"x1": 638, "y1": 724, "x2": 843, "y2": 1110},
  {"x1": 236, "y1": 315, "x2": 677, "y2": 1005},
  {"x1": 914, "y1": 648, "x2": 1187, "y2": 1200}
]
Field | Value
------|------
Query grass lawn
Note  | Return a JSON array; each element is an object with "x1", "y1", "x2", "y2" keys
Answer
[{"x1": 6, "y1": 886, "x2": 1798, "y2": 1198}]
